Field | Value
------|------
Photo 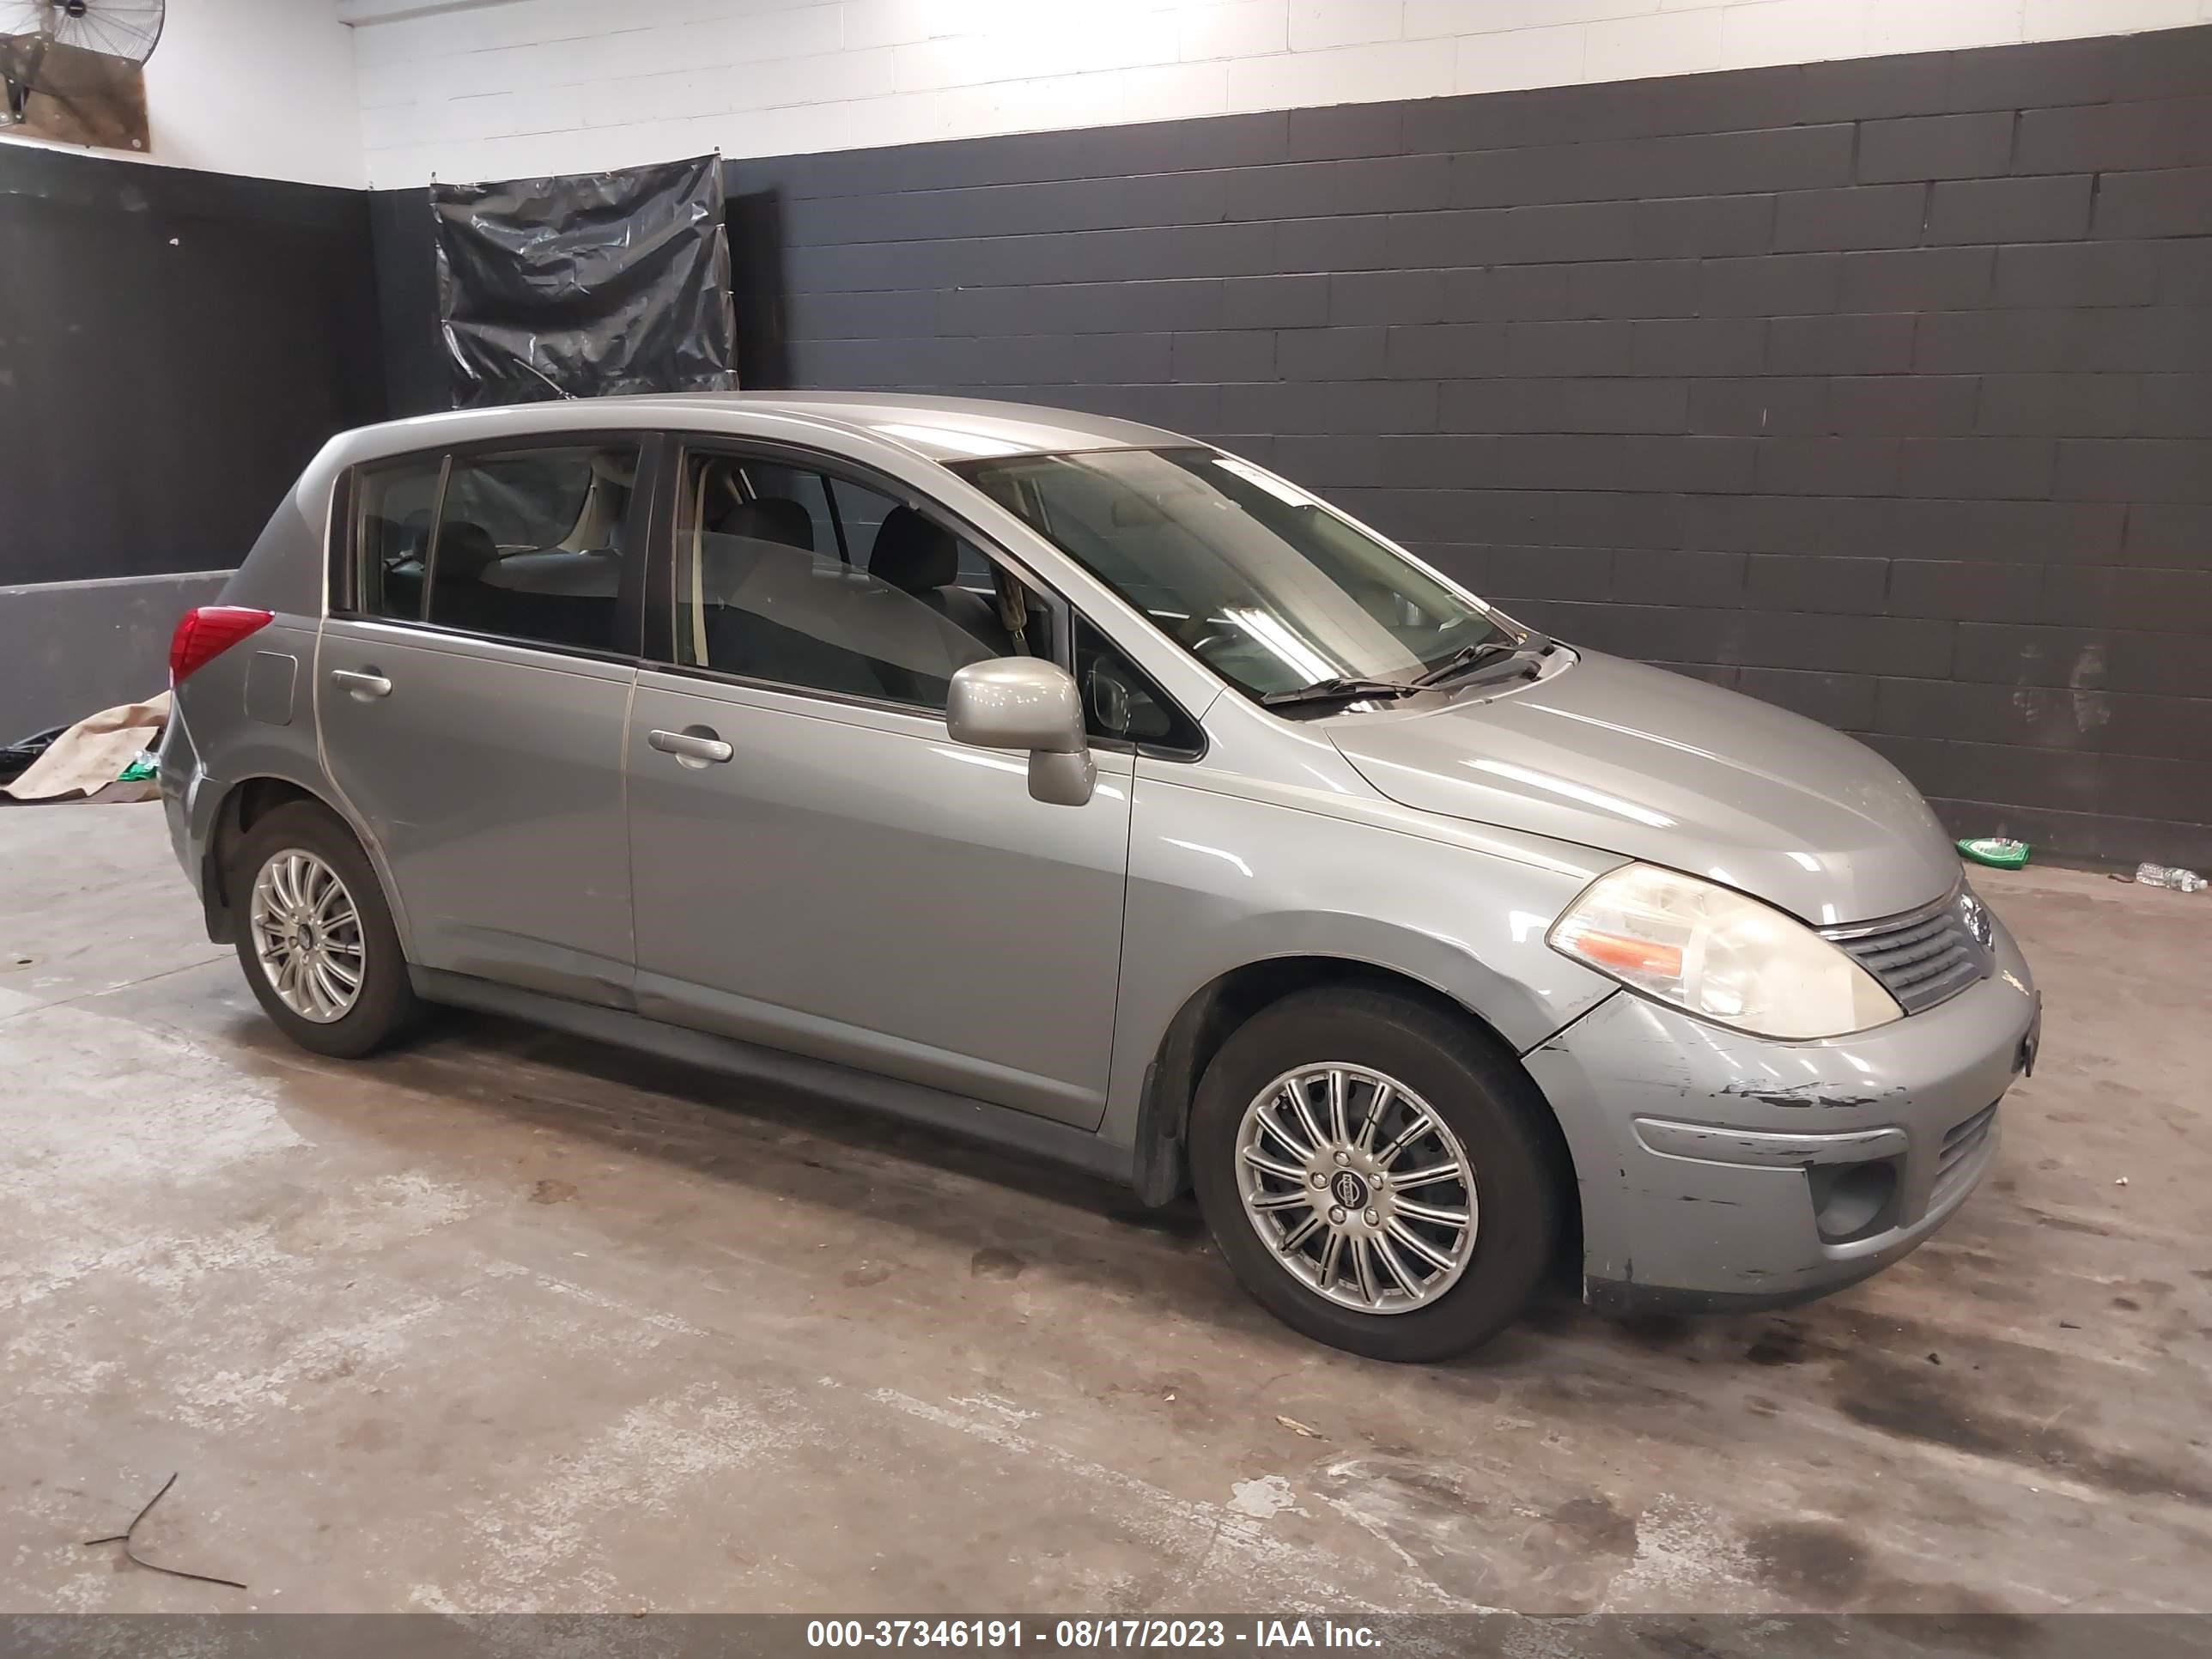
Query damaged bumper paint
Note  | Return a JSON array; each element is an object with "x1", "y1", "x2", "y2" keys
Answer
[
  {"x1": 156, "y1": 710, "x2": 209, "y2": 899},
  {"x1": 1524, "y1": 909, "x2": 2039, "y2": 1316}
]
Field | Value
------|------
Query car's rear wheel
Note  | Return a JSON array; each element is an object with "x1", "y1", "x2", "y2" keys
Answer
[
  {"x1": 230, "y1": 800, "x2": 416, "y2": 1058},
  {"x1": 1189, "y1": 987, "x2": 1559, "y2": 1363}
]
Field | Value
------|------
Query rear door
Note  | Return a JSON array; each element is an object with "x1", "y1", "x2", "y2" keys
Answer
[
  {"x1": 319, "y1": 436, "x2": 655, "y2": 1006},
  {"x1": 622, "y1": 436, "x2": 1133, "y2": 1128}
]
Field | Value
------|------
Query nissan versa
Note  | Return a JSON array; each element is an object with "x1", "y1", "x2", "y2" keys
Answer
[{"x1": 159, "y1": 393, "x2": 2041, "y2": 1361}]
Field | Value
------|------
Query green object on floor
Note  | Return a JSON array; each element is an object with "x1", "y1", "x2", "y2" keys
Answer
[
  {"x1": 115, "y1": 750, "x2": 157, "y2": 785},
  {"x1": 1957, "y1": 836, "x2": 2029, "y2": 869}
]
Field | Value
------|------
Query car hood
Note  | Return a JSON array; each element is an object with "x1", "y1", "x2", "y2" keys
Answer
[{"x1": 1326, "y1": 650, "x2": 1958, "y2": 927}]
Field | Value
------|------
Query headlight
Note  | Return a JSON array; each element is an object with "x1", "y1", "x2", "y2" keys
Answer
[{"x1": 1549, "y1": 864, "x2": 1903, "y2": 1040}]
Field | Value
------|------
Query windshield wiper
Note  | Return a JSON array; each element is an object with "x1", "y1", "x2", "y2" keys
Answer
[
  {"x1": 1260, "y1": 676, "x2": 1419, "y2": 710},
  {"x1": 1411, "y1": 635, "x2": 1547, "y2": 690}
]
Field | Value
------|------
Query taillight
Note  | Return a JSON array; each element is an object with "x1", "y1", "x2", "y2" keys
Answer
[{"x1": 169, "y1": 606, "x2": 274, "y2": 685}]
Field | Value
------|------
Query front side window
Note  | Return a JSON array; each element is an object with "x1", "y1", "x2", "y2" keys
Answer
[
  {"x1": 671, "y1": 449, "x2": 1048, "y2": 711},
  {"x1": 955, "y1": 447, "x2": 1517, "y2": 705},
  {"x1": 352, "y1": 443, "x2": 639, "y2": 653}
]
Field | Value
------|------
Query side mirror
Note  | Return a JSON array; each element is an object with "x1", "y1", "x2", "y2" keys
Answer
[{"x1": 946, "y1": 658, "x2": 1097, "y2": 807}]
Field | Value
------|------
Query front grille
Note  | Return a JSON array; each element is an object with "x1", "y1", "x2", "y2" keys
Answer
[
  {"x1": 1823, "y1": 885, "x2": 1990, "y2": 1014},
  {"x1": 1934, "y1": 1101, "x2": 1999, "y2": 1203}
]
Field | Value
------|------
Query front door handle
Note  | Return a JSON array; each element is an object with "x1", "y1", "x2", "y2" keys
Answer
[
  {"x1": 331, "y1": 668, "x2": 392, "y2": 700},
  {"x1": 648, "y1": 727, "x2": 733, "y2": 766}
]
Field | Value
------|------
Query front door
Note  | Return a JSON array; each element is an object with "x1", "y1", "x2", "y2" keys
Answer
[
  {"x1": 623, "y1": 441, "x2": 1132, "y2": 1128},
  {"x1": 319, "y1": 439, "x2": 647, "y2": 1006}
]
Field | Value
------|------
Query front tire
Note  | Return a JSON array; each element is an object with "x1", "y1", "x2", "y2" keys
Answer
[
  {"x1": 1189, "y1": 987, "x2": 1559, "y2": 1363},
  {"x1": 230, "y1": 800, "x2": 416, "y2": 1059}
]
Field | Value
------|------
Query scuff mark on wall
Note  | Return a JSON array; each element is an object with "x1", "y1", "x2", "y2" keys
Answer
[{"x1": 2068, "y1": 641, "x2": 2111, "y2": 738}]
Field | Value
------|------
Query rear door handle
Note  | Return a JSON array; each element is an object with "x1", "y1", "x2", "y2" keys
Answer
[
  {"x1": 648, "y1": 727, "x2": 732, "y2": 766},
  {"x1": 331, "y1": 668, "x2": 392, "y2": 700}
]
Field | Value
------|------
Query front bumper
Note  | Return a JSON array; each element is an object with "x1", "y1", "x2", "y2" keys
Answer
[{"x1": 1524, "y1": 912, "x2": 2039, "y2": 1314}]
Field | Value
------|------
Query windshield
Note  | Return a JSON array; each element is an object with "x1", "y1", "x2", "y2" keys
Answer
[{"x1": 951, "y1": 447, "x2": 1518, "y2": 702}]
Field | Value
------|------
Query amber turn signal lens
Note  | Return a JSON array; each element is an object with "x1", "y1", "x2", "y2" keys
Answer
[{"x1": 1571, "y1": 931, "x2": 1684, "y2": 978}]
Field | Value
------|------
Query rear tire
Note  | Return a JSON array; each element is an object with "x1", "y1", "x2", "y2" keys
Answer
[
  {"x1": 229, "y1": 800, "x2": 416, "y2": 1059},
  {"x1": 1189, "y1": 987, "x2": 1559, "y2": 1363}
]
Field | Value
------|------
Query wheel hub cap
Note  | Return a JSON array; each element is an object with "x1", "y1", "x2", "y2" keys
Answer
[
  {"x1": 248, "y1": 848, "x2": 365, "y2": 1024},
  {"x1": 1234, "y1": 1063, "x2": 1480, "y2": 1316}
]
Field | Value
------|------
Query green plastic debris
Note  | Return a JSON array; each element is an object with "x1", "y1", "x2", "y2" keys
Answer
[
  {"x1": 115, "y1": 750, "x2": 157, "y2": 785},
  {"x1": 1957, "y1": 836, "x2": 2029, "y2": 869}
]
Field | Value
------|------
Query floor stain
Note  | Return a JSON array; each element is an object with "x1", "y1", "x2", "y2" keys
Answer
[
  {"x1": 340, "y1": 1417, "x2": 400, "y2": 1453},
  {"x1": 1837, "y1": 1354, "x2": 2212, "y2": 1505},
  {"x1": 1744, "y1": 1519, "x2": 1869, "y2": 1605},
  {"x1": 1745, "y1": 1326, "x2": 1807, "y2": 1366},
  {"x1": 1613, "y1": 1315, "x2": 1693, "y2": 1349},
  {"x1": 970, "y1": 1247, "x2": 1025, "y2": 1280},
  {"x1": 1549, "y1": 1494, "x2": 1639, "y2": 1556},
  {"x1": 1227, "y1": 1474, "x2": 1304, "y2": 1520}
]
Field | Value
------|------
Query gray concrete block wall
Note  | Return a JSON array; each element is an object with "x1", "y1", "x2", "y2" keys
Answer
[
  {"x1": 0, "y1": 574, "x2": 230, "y2": 739},
  {"x1": 725, "y1": 25, "x2": 2212, "y2": 867}
]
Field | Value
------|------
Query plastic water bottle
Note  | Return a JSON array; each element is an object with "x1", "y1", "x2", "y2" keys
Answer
[{"x1": 2133, "y1": 862, "x2": 2208, "y2": 893}]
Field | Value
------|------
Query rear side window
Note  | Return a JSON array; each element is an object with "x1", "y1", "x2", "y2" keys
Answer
[
  {"x1": 349, "y1": 443, "x2": 641, "y2": 653},
  {"x1": 355, "y1": 459, "x2": 443, "y2": 619}
]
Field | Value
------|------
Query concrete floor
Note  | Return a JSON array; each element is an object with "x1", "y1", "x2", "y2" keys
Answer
[{"x1": 0, "y1": 804, "x2": 2205, "y2": 1617}]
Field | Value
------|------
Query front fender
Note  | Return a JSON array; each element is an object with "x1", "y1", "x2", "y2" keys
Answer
[{"x1": 1099, "y1": 772, "x2": 1624, "y2": 1152}]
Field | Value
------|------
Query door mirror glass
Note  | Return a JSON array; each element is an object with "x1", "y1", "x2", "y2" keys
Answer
[{"x1": 946, "y1": 658, "x2": 1096, "y2": 806}]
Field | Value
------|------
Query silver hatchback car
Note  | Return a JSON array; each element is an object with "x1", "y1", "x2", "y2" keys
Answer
[{"x1": 160, "y1": 392, "x2": 2039, "y2": 1361}]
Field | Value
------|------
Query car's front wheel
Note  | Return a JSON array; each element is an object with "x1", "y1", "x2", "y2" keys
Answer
[
  {"x1": 230, "y1": 799, "x2": 416, "y2": 1059},
  {"x1": 1189, "y1": 987, "x2": 1560, "y2": 1363}
]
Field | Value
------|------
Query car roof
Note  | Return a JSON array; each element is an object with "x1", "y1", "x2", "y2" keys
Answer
[{"x1": 332, "y1": 392, "x2": 1190, "y2": 467}]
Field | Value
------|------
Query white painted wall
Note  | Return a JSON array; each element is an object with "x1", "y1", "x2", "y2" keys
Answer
[
  {"x1": 3, "y1": 0, "x2": 365, "y2": 186},
  {"x1": 351, "y1": 0, "x2": 2212, "y2": 188}
]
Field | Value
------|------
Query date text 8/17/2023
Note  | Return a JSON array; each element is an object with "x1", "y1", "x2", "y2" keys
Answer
[{"x1": 804, "y1": 1619, "x2": 1385, "y2": 1650}]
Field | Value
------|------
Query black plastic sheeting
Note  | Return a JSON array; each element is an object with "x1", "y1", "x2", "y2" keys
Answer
[
  {"x1": 0, "y1": 726, "x2": 68, "y2": 787},
  {"x1": 431, "y1": 153, "x2": 737, "y2": 408}
]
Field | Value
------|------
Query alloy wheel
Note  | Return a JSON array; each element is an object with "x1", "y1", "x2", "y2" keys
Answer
[
  {"x1": 248, "y1": 848, "x2": 366, "y2": 1024},
  {"x1": 1234, "y1": 1063, "x2": 1480, "y2": 1315}
]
